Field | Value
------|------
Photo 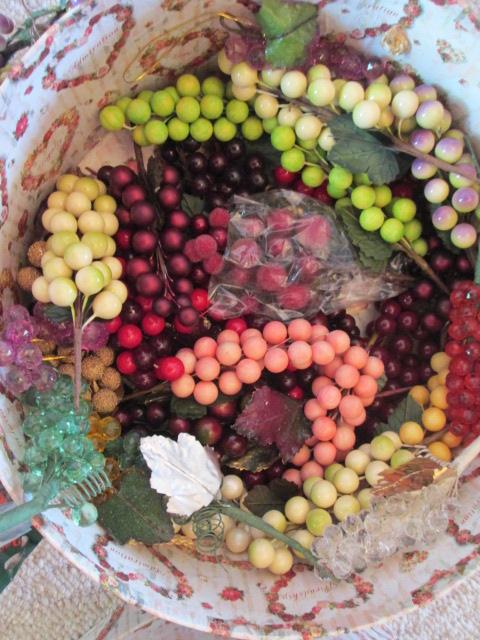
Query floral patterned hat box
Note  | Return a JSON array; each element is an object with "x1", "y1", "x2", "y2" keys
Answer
[{"x1": 0, "y1": 1, "x2": 479, "y2": 637}]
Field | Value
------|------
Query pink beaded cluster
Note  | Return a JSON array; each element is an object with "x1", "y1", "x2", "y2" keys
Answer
[{"x1": 0, "y1": 305, "x2": 57, "y2": 395}]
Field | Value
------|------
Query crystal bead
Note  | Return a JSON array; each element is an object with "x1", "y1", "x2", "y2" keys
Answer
[
  {"x1": 426, "y1": 507, "x2": 449, "y2": 533},
  {"x1": 36, "y1": 427, "x2": 64, "y2": 452},
  {"x1": 0, "y1": 339, "x2": 15, "y2": 365},
  {"x1": 323, "y1": 525, "x2": 344, "y2": 545},
  {"x1": 22, "y1": 414, "x2": 46, "y2": 437},
  {"x1": 4, "y1": 319, "x2": 35, "y2": 345},
  {"x1": 33, "y1": 365, "x2": 58, "y2": 392},
  {"x1": 15, "y1": 343, "x2": 43, "y2": 370},
  {"x1": 312, "y1": 535, "x2": 334, "y2": 561},
  {"x1": 62, "y1": 436, "x2": 86, "y2": 458},
  {"x1": 330, "y1": 553, "x2": 352, "y2": 580},
  {"x1": 342, "y1": 514, "x2": 362, "y2": 537},
  {"x1": 23, "y1": 446, "x2": 47, "y2": 466},
  {"x1": 71, "y1": 502, "x2": 98, "y2": 527},
  {"x1": 23, "y1": 467, "x2": 44, "y2": 491},
  {"x1": 364, "y1": 534, "x2": 389, "y2": 563},
  {"x1": 82, "y1": 321, "x2": 109, "y2": 351},
  {"x1": 53, "y1": 375, "x2": 74, "y2": 397},
  {"x1": 98, "y1": 417, "x2": 121, "y2": 440},
  {"x1": 64, "y1": 460, "x2": 92, "y2": 484},
  {"x1": 5, "y1": 305, "x2": 31, "y2": 324},
  {"x1": 88, "y1": 451, "x2": 105, "y2": 471},
  {"x1": 3, "y1": 365, "x2": 32, "y2": 394}
]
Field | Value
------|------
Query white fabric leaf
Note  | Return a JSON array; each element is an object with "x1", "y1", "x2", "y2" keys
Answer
[{"x1": 140, "y1": 433, "x2": 222, "y2": 517}]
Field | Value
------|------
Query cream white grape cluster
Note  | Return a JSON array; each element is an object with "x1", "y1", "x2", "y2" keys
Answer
[
  {"x1": 312, "y1": 482, "x2": 456, "y2": 580},
  {"x1": 220, "y1": 55, "x2": 479, "y2": 249},
  {"x1": 32, "y1": 174, "x2": 125, "y2": 319}
]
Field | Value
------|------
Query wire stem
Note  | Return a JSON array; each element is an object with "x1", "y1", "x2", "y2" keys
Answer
[
  {"x1": 397, "y1": 239, "x2": 449, "y2": 295},
  {"x1": 216, "y1": 501, "x2": 317, "y2": 566}
]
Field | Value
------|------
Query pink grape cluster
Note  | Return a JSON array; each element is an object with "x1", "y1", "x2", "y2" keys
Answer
[
  {"x1": 0, "y1": 305, "x2": 57, "y2": 395},
  {"x1": 278, "y1": 324, "x2": 384, "y2": 486},
  {"x1": 168, "y1": 319, "x2": 384, "y2": 417}
]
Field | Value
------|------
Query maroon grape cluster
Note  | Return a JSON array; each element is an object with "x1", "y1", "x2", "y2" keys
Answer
[{"x1": 445, "y1": 281, "x2": 480, "y2": 442}]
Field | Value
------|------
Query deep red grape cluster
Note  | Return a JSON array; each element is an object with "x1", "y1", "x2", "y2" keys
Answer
[{"x1": 445, "y1": 281, "x2": 480, "y2": 442}]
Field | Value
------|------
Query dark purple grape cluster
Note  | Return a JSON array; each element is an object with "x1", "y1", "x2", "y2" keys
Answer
[{"x1": 163, "y1": 138, "x2": 269, "y2": 210}]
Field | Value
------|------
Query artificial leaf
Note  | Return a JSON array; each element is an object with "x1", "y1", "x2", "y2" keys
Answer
[
  {"x1": 376, "y1": 395, "x2": 423, "y2": 434},
  {"x1": 97, "y1": 468, "x2": 174, "y2": 545},
  {"x1": 258, "y1": 0, "x2": 317, "y2": 67},
  {"x1": 42, "y1": 304, "x2": 71, "y2": 324},
  {"x1": 335, "y1": 202, "x2": 393, "y2": 272},
  {"x1": 181, "y1": 193, "x2": 205, "y2": 216},
  {"x1": 140, "y1": 433, "x2": 222, "y2": 517},
  {"x1": 244, "y1": 478, "x2": 298, "y2": 516},
  {"x1": 146, "y1": 154, "x2": 164, "y2": 191},
  {"x1": 268, "y1": 478, "x2": 298, "y2": 501},
  {"x1": 223, "y1": 445, "x2": 279, "y2": 472},
  {"x1": 264, "y1": 20, "x2": 317, "y2": 68},
  {"x1": 233, "y1": 386, "x2": 310, "y2": 461},
  {"x1": 170, "y1": 395, "x2": 207, "y2": 419},
  {"x1": 328, "y1": 114, "x2": 408, "y2": 185}
]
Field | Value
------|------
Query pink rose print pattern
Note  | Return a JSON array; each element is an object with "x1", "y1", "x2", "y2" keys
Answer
[
  {"x1": 20, "y1": 107, "x2": 80, "y2": 191},
  {"x1": 0, "y1": 159, "x2": 8, "y2": 228},
  {"x1": 220, "y1": 587, "x2": 244, "y2": 601},
  {"x1": 90, "y1": 535, "x2": 193, "y2": 600},
  {"x1": 41, "y1": 5, "x2": 134, "y2": 92},
  {"x1": 14, "y1": 114, "x2": 29, "y2": 140}
]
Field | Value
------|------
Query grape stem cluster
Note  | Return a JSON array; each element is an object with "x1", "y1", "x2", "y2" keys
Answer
[{"x1": 258, "y1": 86, "x2": 479, "y2": 185}]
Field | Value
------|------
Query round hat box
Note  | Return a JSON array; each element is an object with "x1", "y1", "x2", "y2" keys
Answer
[{"x1": 1, "y1": 1, "x2": 480, "y2": 637}]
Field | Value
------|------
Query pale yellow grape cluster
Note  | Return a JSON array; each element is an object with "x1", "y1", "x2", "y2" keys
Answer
[{"x1": 31, "y1": 174, "x2": 125, "y2": 319}]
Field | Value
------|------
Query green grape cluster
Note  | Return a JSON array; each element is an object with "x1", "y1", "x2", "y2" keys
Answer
[
  {"x1": 21, "y1": 375, "x2": 106, "y2": 524},
  {"x1": 328, "y1": 169, "x2": 426, "y2": 252},
  {"x1": 99, "y1": 73, "x2": 265, "y2": 147}
]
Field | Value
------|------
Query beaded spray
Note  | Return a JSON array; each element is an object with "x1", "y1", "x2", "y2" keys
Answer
[{"x1": 0, "y1": 305, "x2": 110, "y2": 536}]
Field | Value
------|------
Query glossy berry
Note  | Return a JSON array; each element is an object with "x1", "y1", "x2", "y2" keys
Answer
[
  {"x1": 117, "y1": 324, "x2": 143, "y2": 349},
  {"x1": 154, "y1": 356, "x2": 185, "y2": 381}
]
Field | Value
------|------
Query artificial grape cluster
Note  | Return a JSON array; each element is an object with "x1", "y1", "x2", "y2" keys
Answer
[
  {"x1": 444, "y1": 281, "x2": 480, "y2": 442},
  {"x1": 216, "y1": 418, "x2": 445, "y2": 577},
  {"x1": 219, "y1": 52, "x2": 478, "y2": 249},
  {"x1": 0, "y1": 305, "x2": 57, "y2": 396},
  {"x1": 99, "y1": 74, "x2": 265, "y2": 148},
  {"x1": 171, "y1": 137, "x2": 270, "y2": 210},
  {"x1": 367, "y1": 279, "x2": 450, "y2": 391},
  {"x1": 410, "y1": 128, "x2": 479, "y2": 249},
  {"x1": 22, "y1": 374, "x2": 105, "y2": 525},
  {"x1": 30, "y1": 173, "x2": 124, "y2": 319}
]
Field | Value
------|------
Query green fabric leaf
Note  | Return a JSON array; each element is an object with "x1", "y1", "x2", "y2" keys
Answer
[
  {"x1": 97, "y1": 468, "x2": 174, "y2": 545},
  {"x1": 376, "y1": 395, "x2": 423, "y2": 434},
  {"x1": 181, "y1": 193, "x2": 205, "y2": 216},
  {"x1": 328, "y1": 114, "x2": 406, "y2": 185},
  {"x1": 335, "y1": 202, "x2": 393, "y2": 272},
  {"x1": 258, "y1": 0, "x2": 317, "y2": 67},
  {"x1": 223, "y1": 445, "x2": 279, "y2": 472},
  {"x1": 42, "y1": 304, "x2": 71, "y2": 324},
  {"x1": 244, "y1": 478, "x2": 298, "y2": 516},
  {"x1": 170, "y1": 395, "x2": 207, "y2": 419}
]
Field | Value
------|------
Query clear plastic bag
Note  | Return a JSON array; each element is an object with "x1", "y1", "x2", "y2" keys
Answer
[{"x1": 208, "y1": 190, "x2": 410, "y2": 321}]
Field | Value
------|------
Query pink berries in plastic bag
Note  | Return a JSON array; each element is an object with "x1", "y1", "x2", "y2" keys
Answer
[{"x1": 208, "y1": 190, "x2": 409, "y2": 321}]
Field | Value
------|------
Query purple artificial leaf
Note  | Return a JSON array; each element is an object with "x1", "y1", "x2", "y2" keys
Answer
[{"x1": 233, "y1": 385, "x2": 310, "y2": 462}]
